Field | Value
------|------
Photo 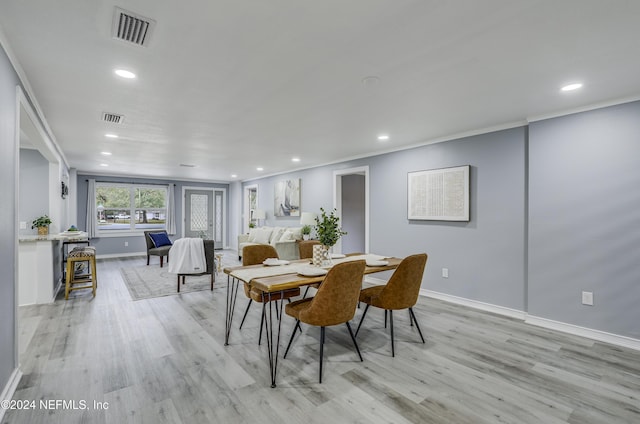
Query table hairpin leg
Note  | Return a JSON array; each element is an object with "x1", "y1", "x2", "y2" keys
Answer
[
  {"x1": 263, "y1": 291, "x2": 285, "y2": 388},
  {"x1": 225, "y1": 275, "x2": 241, "y2": 346}
]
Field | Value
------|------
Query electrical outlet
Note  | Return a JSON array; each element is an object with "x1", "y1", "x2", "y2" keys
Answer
[
  {"x1": 442, "y1": 268, "x2": 449, "y2": 278},
  {"x1": 19, "y1": 221, "x2": 26, "y2": 229},
  {"x1": 124, "y1": 241, "x2": 129, "y2": 247},
  {"x1": 582, "y1": 291, "x2": 594, "y2": 306}
]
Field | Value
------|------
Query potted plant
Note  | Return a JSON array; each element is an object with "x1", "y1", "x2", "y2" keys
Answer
[
  {"x1": 32, "y1": 215, "x2": 52, "y2": 236},
  {"x1": 313, "y1": 208, "x2": 347, "y2": 265},
  {"x1": 301, "y1": 224, "x2": 312, "y2": 240}
]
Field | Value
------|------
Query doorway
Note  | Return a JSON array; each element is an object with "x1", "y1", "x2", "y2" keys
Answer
[
  {"x1": 183, "y1": 187, "x2": 226, "y2": 248},
  {"x1": 243, "y1": 184, "x2": 258, "y2": 233},
  {"x1": 333, "y1": 166, "x2": 369, "y2": 255},
  {"x1": 15, "y1": 87, "x2": 66, "y2": 366}
]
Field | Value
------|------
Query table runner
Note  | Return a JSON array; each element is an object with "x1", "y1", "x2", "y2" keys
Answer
[{"x1": 229, "y1": 254, "x2": 388, "y2": 283}]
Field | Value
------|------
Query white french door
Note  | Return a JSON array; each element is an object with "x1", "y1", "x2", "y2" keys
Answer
[{"x1": 184, "y1": 188, "x2": 225, "y2": 247}]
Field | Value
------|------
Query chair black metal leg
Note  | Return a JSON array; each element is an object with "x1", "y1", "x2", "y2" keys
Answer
[
  {"x1": 384, "y1": 310, "x2": 388, "y2": 328},
  {"x1": 283, "y1": 319, "x2": 300, "y2": 358},
  {"x1": 258, "y1": 303, "x2": 265, "y2": 345},
  {"x1": 409, "y1": 307, "x2": 425, "y2": 343},
  {"x1": 345, "y1": 322, "x2": 363, "y2": 362},
  {"x1": 303, "y1": 286, "x2": 310, "y2": 298},
  {"x1": 239, "y1": 299, "x2": 252, "y2": 329},
  {"x1": 409, "y1": 309, "x2": 414, "y2": 326},
  {"x1": 355, "y1": 304, "x2": 370, "y2": 337},
  {"x1": 319, "y1": 327, "x2": 325, "y2": 384},
  {"x1": 389, "y1": 310, "x2": 395, "y2": 357}
]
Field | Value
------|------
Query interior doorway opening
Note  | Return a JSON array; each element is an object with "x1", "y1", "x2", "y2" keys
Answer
[
  {"x1": 243, "y1": 184, "x2": 258, "y2": 234},
  {"x1": 333, "y1": 166, "x2": 369, "y2": 255}
]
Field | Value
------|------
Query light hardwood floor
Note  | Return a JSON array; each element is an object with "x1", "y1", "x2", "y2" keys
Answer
[{"x1": 5, "y1": 254, "x2": 639, "y2": 424}]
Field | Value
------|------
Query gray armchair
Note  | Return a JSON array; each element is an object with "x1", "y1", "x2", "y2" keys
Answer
[{"x1": 144, "y1": 230, "x2": 172, "y2": 267}]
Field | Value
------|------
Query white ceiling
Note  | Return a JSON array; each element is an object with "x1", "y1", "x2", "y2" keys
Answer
[{"x1": 2, "y1": 0, "x2": 640, "y2": 182}]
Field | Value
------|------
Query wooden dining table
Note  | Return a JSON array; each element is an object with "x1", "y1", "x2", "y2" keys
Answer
[{"x1": 223, "y1": 254, "x2": 401, "y2": 387}]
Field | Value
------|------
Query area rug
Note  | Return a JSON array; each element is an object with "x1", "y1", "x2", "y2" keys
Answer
[{"x1": 120, "y1": 251, "x2": 239, "y2": 301}]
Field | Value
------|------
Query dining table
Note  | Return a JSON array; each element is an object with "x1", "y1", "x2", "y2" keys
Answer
[{"x1": 223, "y1": 253, "x2": 401, "y2": 387}]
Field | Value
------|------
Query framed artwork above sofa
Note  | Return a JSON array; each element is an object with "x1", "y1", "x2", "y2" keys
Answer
[{"x1": 274, "y1": 179, "x2": 300, "y2": 217}]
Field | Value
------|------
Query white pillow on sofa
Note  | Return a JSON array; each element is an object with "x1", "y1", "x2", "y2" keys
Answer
[
  {"x1": 279, "y1": 230, "x2": 294, "y2": 242},
  {"x1": 248, "y1": 228, "x2": 259, "y2": 242},
  {"x1": 270, "y1": 227, "x2": 285, "y2": 245},
  {"x1": 289, "y1": 227, "x2": 303, "y2": 240},
  {"x1": 253, "y1": 228, "x2": 273, "y2": 244}
]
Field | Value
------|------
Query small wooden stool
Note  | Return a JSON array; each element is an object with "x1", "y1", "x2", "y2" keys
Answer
[{"x1": 65, "y1": 246, "x2": 97, "y2": 299}]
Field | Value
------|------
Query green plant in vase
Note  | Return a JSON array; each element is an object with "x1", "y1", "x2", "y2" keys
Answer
[
  {"x1": 32, "y1": 215, "x2": 52, "y2": 236},
  {"x1": 314, "y1": 208, "x2": 347, "y2": 265},
  {"x1": 301, "y1": 224, "x2": 312, "y2": 240}
]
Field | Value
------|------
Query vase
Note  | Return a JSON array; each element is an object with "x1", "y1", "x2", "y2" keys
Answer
[
  {"x1": 37, "y1": 226, "x2": 48, "y2": 236},
  {"x1": 312, "y1": 244, "x2": 332, "y2": 267}
]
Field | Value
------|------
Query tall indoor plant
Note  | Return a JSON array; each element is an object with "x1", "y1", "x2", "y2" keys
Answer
[{"x1": 313, "y1": 207, "x2": 347, "y2": 265}]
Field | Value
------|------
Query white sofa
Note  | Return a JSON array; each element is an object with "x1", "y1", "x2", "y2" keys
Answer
[{"x1": 237, "y1": 226, "x2": 303, "y2": 261}]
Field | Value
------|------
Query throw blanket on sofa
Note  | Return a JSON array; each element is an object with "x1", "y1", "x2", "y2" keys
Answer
[{"x1": 168, "y1": 238, "x2": 206, "y2": 274}]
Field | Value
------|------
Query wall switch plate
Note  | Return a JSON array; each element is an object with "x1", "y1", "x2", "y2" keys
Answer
[
  {"x1": 124, "y1": 241, "x2": 129, "y2": 247},
  {"x1": 442, "y1": 268, "x2": 449, "y2": 278},
  {"x1": 582, "y1": 291, "x2": 594, "y2": 306},
  {"x1": 19, "y1": 221, "x2": 26, "y2": 229}
]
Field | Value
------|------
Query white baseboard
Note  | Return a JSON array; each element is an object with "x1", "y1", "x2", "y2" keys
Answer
[
  {"x1": 0, "y1": 368, "x2": 22, "y2": 422},
  {"x1": 419, "y1": 289, "x2": 640, "y2": 351},
  {"x1": 52, "y1": 279, "x2": 62, "y2": 303},
  {"x1": 96, "y1": 251, "x2": 146, "y2": 259},
  {"x1": 422, "y1": 289, "x2": 526, "y2": 320},
  {"x1": 525, "y1": 315, "x2": 640, "y2": 351},
  {"x1": 97, "y1": 248, "x2": 233, "y2": 260}
]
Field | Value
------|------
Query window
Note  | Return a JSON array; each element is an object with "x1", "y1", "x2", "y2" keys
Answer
[{"x1": 96, "y1": 183, "x2": 167, "y2": 234}]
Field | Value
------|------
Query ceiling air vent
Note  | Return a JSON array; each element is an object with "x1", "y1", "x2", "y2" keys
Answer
[
  {"x1": 102, "y1": 112, "x2": 124, "y2": 124},
  {"x1": 112, "y1": 7, "x2": 156, "y2": 47}
]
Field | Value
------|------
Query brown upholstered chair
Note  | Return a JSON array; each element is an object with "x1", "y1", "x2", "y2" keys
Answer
[
  {"x1": 144, "y1": 230, "x2": 171, "y2": 267},
  {"x1": 239, "y1": 244, "x2": 300, "y2": 344},
  {"x1": 355, "y1": 253, "x2": 428, "y2": 357},
  {"x1": 298, "y1": 240, "x2": 321, "y2": 259},
  {"x1": 283, "y1": 260, "x2": 366, "y2": 383}
]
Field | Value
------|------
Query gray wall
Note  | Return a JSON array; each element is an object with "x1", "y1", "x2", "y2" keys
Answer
[
  {"x1": 528, "y1": 101, "x2": 640, "y2": 338},
  {"x1": 341, "y1": 174, "x2": 365, "y2": 254},
  {"x1": 244, "y1": 101, "x2": 640, "y2": 341},
  {"x1": 246, "y1": 127, "x2": 527, "y2": 311},
  {"x1": 19, "y1": 148, "x2": 49, "y2": 235},
  {"x1": 366, "y1": 128, "x2": 527, "y2": 310},
  {"x1": 76, "y1": 174, "x2": 230, "y2": 255},
  {"x1": 0, "y1": 41, "x2": 20, "y2": 402}
]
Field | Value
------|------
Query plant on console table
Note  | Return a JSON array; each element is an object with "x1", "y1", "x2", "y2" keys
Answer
[
  {"x1": 32, "y1": 215, "x2": 52, "y2": 236},
  {"x1": 313, "y1": 208, "x2": 347, "y2": 266},
  {"x1": 301, "y1": 225, "x2": 312, "y2": 240}
]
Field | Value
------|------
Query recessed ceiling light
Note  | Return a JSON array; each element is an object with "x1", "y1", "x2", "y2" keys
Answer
[
  {"x1": 292, "y1": 157, "x2": 300, "y2": 162},
  {"x1": 561, "y1": 83, "x2": 583, "y2": 92},
  {"x1": 362, "y1": 76, "x2": 380, "y2": 87},
  {"x1": 105, "y1": 133, "x2": 119, "y2": 138},
  {"x1": 231, "y1": 174, "x2": 238, "y2": 178},
  {"x1": 100, "y1": 163, "x2": 109, "y2": 167},
  {"x1": 256, "y1": 167, "x2": 264, "y2": 171},
  {"x1": 377, "y1": 134, "x2": 390, "y2": 141},
  {"x1": 115, "y1": 69, "x2": 136, "y2": 79},
  {"x1": 101, "y1": 152, "x2": 112, "y2": 156}
]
